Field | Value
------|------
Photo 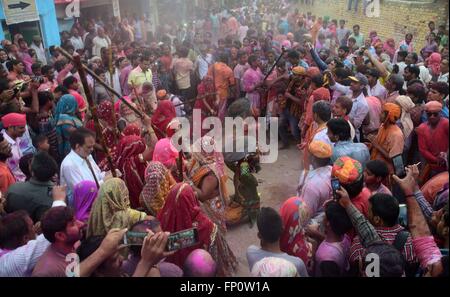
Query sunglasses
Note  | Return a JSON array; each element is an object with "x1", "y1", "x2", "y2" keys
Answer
[{"x1": 426, "y1": 112, "x2": 440, "y2": 117}]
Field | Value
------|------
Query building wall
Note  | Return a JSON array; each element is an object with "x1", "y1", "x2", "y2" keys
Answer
[
  {"x1": 0, "y1": 0, "x2": 60, "y2": 47},
  {"x1": 295, "y1": 0, "x2": 449, "y2": 49}
]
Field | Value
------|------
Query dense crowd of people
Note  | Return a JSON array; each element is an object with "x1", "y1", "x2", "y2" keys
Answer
[{"x1": 0, "y1": 0, "x2": 448, "y2": 277}]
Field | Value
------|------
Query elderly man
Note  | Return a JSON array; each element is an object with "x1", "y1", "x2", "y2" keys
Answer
[
  {"x1": 29, "y1": 35, "x2": 47, "y2": 65},
  {"x1": 416, "y1": 101, "x2": 449, "y2": 181},
  {"x1": 326, "y1": 70, "x2": 369, "y2": 142},
  {"x1": 60, "y1": 127, "x2": 107, "y2": 206}
]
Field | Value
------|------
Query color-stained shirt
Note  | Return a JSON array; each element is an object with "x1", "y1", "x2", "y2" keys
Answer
[
  {"x1": 300, "y1": 166, "x2": 332, "y2": 221},
  {"x1": 207, "y1": 62, "x2": 235, "y2": 101},
  {"x1": 416, "y1": 118, "x2": 449, "y2": 171},
  {"x1": 331, "y1": 141, "x2": 371, "y2": 168},
  {"x1": 350, "y1": 224, "x2": 417, "y2": 264}
]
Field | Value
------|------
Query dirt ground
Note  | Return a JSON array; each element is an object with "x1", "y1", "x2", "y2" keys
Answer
[{"x1": 224, "y1": 145, "x2": 301, "y2": 277}]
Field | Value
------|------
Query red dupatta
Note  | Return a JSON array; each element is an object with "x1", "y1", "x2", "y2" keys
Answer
[
  {"x1": 157, "y1": 183, "x2": 216, "y2": 268},
  {"x1": 151, "y1": 100, "x2": 177, "y2": 139},
  {"x1": 116, "y1": 135, "x2": 148, "y2": 209}
]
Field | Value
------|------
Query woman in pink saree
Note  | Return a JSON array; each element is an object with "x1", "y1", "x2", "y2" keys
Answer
[{"x1": 242, "y1": 55, "x2": 265, "y2": 117}]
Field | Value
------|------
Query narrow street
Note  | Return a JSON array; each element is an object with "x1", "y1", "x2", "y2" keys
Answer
[{"x1": 225, "y1": 145, "x2": 301, "y2": 276}]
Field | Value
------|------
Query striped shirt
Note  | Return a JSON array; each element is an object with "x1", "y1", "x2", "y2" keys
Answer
[{"x1": 350, "y1": 225, "x2": 417, "y2": 264}]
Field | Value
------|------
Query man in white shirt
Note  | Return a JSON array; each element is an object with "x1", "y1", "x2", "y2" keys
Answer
[
  {"x1": 196, "y1": 44, "x2": 213, "y2": 81},
  {"x1": 69, "y1": 28, "x2": 85, "y2": 52},
  {"x1": 1, "y1": 113, "x2": 27, "y2": 181},
  {"x1": 0, "y1": 187, "x2": 67, "y2": 277},
  {"x1": 60, "y1": 127, "x2": 106, "y2": 206},
  {"x1": 438, "y1": 58, "x2": 449, "y2": 83},
  {"x1": 29, "y1": 35, "x2": 47, "y2": 65},
  {"x1": 366, "y1": 68, "x2": 387, "y2": 101},
  {"x1": 92, "y1": 27, "x2": 111, "y2": 58},
  {"x1": 326, "y1": 71, "x2": 369, "y2": 142}
]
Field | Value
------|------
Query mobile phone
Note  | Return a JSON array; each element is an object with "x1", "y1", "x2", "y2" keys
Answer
[
  {"x1": 123, "y1": 220, "x2": 161, "y2": 246},
  {"x1": 166, "y1": 228, "x2": 199, "y2": 252},
  {"x1": 398, "y1": 204, "x2": 408, "y2": 228},
  {"x1": 123, "y1": 231, "x2": 147, "y2": 246},
  {"x1": 392, "y1": 154, "x2": 406, "y2": 178},
  {"x1": 331, "y1": 178, "x2": 341, "y2": 200}
]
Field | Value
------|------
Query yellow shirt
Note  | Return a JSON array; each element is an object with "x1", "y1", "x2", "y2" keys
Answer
[{"x1": 128, "y1": 66, "x2": 153, "y2": 89}]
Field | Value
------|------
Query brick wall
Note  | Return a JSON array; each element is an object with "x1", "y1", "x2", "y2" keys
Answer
[{"x1": 294, "y1": 0, "x2": 449, "y2": 50}]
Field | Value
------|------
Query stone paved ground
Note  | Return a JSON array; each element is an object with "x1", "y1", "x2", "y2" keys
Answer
[{"x1": 225, "y1": 145, "x2": 301, "y2": 276}]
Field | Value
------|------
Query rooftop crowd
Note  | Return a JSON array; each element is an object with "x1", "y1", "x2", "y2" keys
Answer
[{"x1": 0, "y1": 0, "x2": 448, "y2": 277}]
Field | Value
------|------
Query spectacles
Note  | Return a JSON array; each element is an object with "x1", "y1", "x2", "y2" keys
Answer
[{"x1": 426, "y1": 112, "x2": 440, "y2": 117}]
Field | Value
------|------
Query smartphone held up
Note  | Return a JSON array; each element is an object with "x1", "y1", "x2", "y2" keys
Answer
[{"x1": 123, "y1": 227, "x2": 199, "y2": 252}]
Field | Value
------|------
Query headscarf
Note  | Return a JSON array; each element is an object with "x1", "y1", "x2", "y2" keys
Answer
[
  {"x1": 73, "y1": 181, "x2": 99, "y2": 223},
  {"x1": 116, "y1": 135, "x2": 148, "y2": 209},
  {"x1": 369, "y1": 31, "x2": 381, "y2": 45},
  {"x1": 97, "y1": 100, "x2": 116, "y2": 126},
  {"x1": 371, "y1": 103, "x2": 402, "y2": 160},
  {"x1": 332, "y1": 157, "x2": 363, "y2": 185},
  {"x1": 122, "y1": 123, "x2": 141, "y2": 136},
  {"x1": 157, "y1": 183, "x2": 215, "y2": 268},
  {"x1": 383, "y1": 103, "x2": 402, "y2": 123},
  {"x1": 151, "y1": 99, "x2": 176, "y2": 139},
  {"x1": 308, "y1": 140, "x2": 332, "y2": 159},
  {"x1": 152, "y1": 137, "x2": 179, "y2": 169},
  {"x1": 427, "y1": 52, "x2": 442, "y2": 76},
  {"x1": 425, "y1": 101, "x2": 443, "y2": 112},
  {"x1": 190, "y1": 136, "x2": 228, "y2": 232},
  {"x1": 141, "y1": 161, "x2": 176, "y2": 215},
  {"x1": 251, "y1": 257, "x2": 298, "y2": 277},
  {"x1": 54, "y1": 94, "x2": 80, "y2": 124},
  {"x1": 394, "y1": 96, "x2": 415, "y2": 139},
  {"x1": 383, "y1": 38, "x2": 396, "y2": 60},
  {"x1": 279, "y1": 196, "x2": 312, "y2": 264},
  {"x1": 86, "y1": 178, "x2": 147, "y2": 237},
  {"x1": 306, "y1": 66, "x2": 321, "y2": 78}
]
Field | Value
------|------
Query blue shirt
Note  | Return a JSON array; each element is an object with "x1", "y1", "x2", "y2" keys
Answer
[{"x1": 331, "y1": 141, "x2": 371, "y2": 167}]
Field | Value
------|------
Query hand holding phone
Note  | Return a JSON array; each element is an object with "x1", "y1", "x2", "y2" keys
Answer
[
  {"x1": 392, "y1": 154, "x2": 406, "y2": 178},
  {"x1": 331, "y1": 178, "x2": 341, "y2": 200}
]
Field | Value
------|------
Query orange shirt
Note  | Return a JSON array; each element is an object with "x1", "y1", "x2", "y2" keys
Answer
[
  {"x1": 207, "y1": 62, "x2": 235, "y2": 101},
  {"x1": 0, "y1": 162, "x2": 16, "y2": 195},
  {"x1": 372, "y1": 124, "x2": 404, "y2": 173}
]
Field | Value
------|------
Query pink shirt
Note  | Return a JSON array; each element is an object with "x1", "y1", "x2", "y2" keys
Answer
[
  {"x1": 363, "y1": 96, "x2": 382, "y2": 134},
  {"x1": 314, "y1": 235, "x2": 351, "y2": 276}
]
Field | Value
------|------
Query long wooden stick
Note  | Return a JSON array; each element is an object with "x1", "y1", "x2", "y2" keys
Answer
[
  {"x1": 262, "y1": 46, "x2": 287, "y2": 83},
  {"x1": 72, "y1": 54, "x2": 117, "y2": 178},
  {"x1": 56, "y1": 47, "x2": 145, "y2": 118}
]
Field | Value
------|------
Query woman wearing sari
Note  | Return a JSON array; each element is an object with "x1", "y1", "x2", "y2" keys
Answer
[
  {"x1": 117, "y1": 97, "x2": 143, "y2": 132},
  {"x1": 185, "y1": 136, "x2": 237, "y2": 276},
  {"x1": 54, "y1": 94, "x2": 83, "y2": 160},
  {"x1": 279, "y1": 196, "x2": 314, "y2": 266},
  {"x1": 140, "y1": 161, "x2": 176, "y2": 216},
  {"x1": 151, "y1": 97, "x2": 176, "y2": 139},
  {"x1": 73, "y1": 181, "x2": 99, "y2": 223},
  {"x1": 116, "y1": 134, "x2": 154, "y2": 209},
  {"x1": 158, "y1": 182, "x2": 235, "y2": 276},
  {"x1": 86, "y1": 178, "x2": 148, "y2": 237},
  {"x1": 152, "y1": 137, "x2": 180, "y2": 181},
  {"x1": 86, "y1": 100, "x2": 119, "y2": 171},
  {"x1": 195, "y1": 75, "x2": 219, "y2": 136}
]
